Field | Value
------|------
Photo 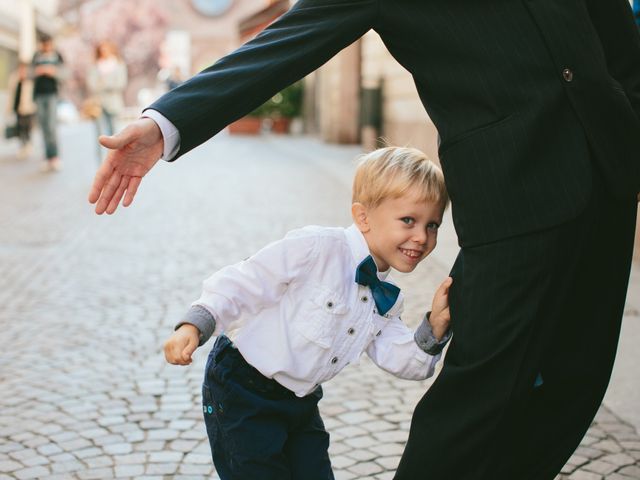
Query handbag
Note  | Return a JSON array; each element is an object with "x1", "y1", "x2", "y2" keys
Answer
[
  {"x1": 81, "y1": 97, "x2": 102, "y2": 120},
  {"x1": 4, "y1": 123, "x2": 18, "y2": 139}
]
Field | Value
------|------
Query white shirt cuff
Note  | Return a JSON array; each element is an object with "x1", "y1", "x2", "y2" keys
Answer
[{"x1": 142, "y1": 109, "x2": 181, "y2": 161}]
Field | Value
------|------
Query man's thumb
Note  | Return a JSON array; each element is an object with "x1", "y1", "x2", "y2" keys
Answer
[{"x1": 99, "y1": 126, "x2": 136, "y2": 149}]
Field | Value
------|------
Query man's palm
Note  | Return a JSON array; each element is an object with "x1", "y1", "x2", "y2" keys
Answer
[{"x1": 88, "y1": 117, "x2": 164, "y2": 214}]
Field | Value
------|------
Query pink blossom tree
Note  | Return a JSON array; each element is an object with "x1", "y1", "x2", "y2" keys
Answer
[{"x1": 58, "y1": 0, "x2": 169, "y2": 108}]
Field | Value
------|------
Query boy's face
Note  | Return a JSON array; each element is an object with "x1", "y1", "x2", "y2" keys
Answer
[{"x1": 353, "y1": 188, "x2": 444, "y2": 273}]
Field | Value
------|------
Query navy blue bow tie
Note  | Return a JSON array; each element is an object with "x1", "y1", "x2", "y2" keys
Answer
[{"x1": 355, "y1": 256, "x2": 401, "y2": 315}]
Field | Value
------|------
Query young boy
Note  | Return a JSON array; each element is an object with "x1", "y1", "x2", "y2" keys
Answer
[{"x1": 164, "y1": 146, "x2": 452, "y2": 480}]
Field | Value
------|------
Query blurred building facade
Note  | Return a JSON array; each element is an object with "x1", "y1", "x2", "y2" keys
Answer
[
  {"x1": 54, "y1": 0, "x2": 278, "y2": 111},
  {"x1": 0, "y1": 0, "x2": 58, "y2": 110},
  {"x1": 157, "y1": 0, "x2": 278, "y2": 77},
  {"x1": 309, "y1": 28, "x2": 440, "y2": 163}
]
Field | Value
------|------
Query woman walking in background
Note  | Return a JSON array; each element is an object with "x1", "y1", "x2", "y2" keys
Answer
[
  {"x1": 87, "y1": 41, "x2": 127, "y2": 160},
  {"x1": 6, "y1": 62, "x2": 36, "y2": 159}
]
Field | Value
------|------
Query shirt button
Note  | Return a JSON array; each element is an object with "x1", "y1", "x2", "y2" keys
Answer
[
  {"x1": 347, "y1": 327, "x2": 355, "y2": 335},
  {"x1": 361, "y1": 295, "x2": 369, "y2": 303},
  {"x1": 326, "y1": 301, "x2": 334, "y2": 308},
  {"x1": 331, "y1": 356, "x2": 338, "y2": 364},
  {"x1": 562, "y1": 68, "x2": 573, "y2": 82}
]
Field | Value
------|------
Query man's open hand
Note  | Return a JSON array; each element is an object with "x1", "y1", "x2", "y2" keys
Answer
[{"x1": 88, "y1": 117, "x2": 164, "y2": 214}]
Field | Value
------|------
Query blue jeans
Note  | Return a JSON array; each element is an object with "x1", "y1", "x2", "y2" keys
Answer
[
  {"x1": 94, "y1": 110, "x2": 115, "y2": 163},
  {"x1": 97, "y1": 109, "x2": 115, "y2": 137},
  {"x1": 34, "y1": 94, "x2": 58, "y2": 160},
  {"x1": 203, "y1": 335, "x2": 334, "y2": 480}
]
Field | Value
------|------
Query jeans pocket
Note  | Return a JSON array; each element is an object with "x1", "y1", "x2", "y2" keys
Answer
[{"x1": 202, "y1": 384, "x2": 219, "y2": 446}]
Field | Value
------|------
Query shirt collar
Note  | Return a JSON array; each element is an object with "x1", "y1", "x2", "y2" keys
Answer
[{"x1": 345, "y1": 224, "x2": 391, "y2": 280}]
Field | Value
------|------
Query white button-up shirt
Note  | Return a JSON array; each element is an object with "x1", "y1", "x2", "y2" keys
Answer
[{"x1": 193, "y1": 224, "x2": 440, "y2": 397}]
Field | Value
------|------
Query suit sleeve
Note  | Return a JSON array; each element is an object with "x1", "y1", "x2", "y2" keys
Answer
[
  {"x1": 585, "y1": 0, "x2": 640, "y2": 119},
  {"x1": 148, "y1": 0, "x2": 378, "y2": 160}
]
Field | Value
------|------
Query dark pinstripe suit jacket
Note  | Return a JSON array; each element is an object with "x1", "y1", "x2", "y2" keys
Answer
[{"x1": 151, "y1": 0, "x2": 640, "y2": 246}]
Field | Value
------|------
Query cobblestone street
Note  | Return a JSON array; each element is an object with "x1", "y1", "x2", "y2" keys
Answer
[{"x1": 1, "y1": 123, "x2": 639, "y2": 479}]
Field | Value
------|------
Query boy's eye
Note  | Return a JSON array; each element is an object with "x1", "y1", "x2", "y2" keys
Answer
[
  {"x1": 427, "y1": 222, "x2": 440, "y2": 231},
  {"x1": 400, "y1": 217, "x2": 415, "y2": 225}
]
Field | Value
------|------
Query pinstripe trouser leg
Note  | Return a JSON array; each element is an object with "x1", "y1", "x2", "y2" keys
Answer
[{"x1": 395, "y1": 177, "x2": 637, "y2": 480}]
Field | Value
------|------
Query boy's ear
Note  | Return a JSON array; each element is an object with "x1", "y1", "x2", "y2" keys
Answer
[{"x1": 351, "y1": 202, "x2": 371, "y2": 233}]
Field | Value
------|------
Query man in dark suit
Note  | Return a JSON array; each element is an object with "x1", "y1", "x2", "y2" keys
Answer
[{"x1": 89, "y1": 1, "x2": 640, "y2": 478}]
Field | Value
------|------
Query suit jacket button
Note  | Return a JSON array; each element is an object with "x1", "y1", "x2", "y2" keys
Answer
[{"x1": 562, "y1": 68, "x2": 573, "y2": 82}]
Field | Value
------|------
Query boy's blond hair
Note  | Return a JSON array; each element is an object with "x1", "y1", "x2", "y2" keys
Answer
[{"x1": 352, "y1": 146, "x2": 448, "y2": 209}]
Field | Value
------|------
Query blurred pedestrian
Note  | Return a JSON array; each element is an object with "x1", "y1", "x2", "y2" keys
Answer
[
  {"x1": 87, "y1": 41, "x2": 128, "y2": 140},
  {"x1": 89, "y1": 1, "x2": 640, "y2": 479},
  {"x1": 6, "y1": 62, "x2": 36, "y2": 159},
  {"x1": 32, "y1": 34, "x2": 65, "y2": 172}
]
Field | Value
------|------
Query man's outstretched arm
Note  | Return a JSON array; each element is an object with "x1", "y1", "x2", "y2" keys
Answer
[{"x1": 88, "y1": 0, "x2": 377, "y2": 215}]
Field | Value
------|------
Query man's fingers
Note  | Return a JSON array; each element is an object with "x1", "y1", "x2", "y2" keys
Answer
[
  {"x1": 90, "y1": 125, "x2": 139, "y2": 208},
  {"x1": 105, "y1": 176, "x2": 130, "y2": 215},
  {"x1": 123, "y1": 176, "x2": 142, "y2": 207},
  {"x1": 88, "y1": 158, "x2": 116, "y2": 205},
  {"x1": 94, "y1": 172, "x2": 124, "y2": 215},
  {"x1": 98, "y1": 124, "x2": 139, "y2": 150}
]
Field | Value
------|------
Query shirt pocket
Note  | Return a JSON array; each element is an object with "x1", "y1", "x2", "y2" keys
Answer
[
  {"x1": 295, "y1": 286, "x2": 349, "y2": 349},
  {"x1": 368, "y1": 314, "x2": 390, "y2": 341}
]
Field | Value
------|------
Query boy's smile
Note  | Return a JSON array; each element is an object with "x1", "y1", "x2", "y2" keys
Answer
[{"x1": 353, "y1": 188, "x2": 444, "y2": 273}]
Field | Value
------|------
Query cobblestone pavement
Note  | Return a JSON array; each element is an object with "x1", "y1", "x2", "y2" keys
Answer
[{"x1": 0, "y1": 124, "x2": 638, "y2": 479}]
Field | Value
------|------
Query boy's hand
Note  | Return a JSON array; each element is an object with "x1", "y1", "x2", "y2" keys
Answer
[
  {"x1": 429, "y1": 277, "x2": 453, "y2": 340},
  {"x1": 164, "y1": 324, "x2": 200, "y2": 365}
]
